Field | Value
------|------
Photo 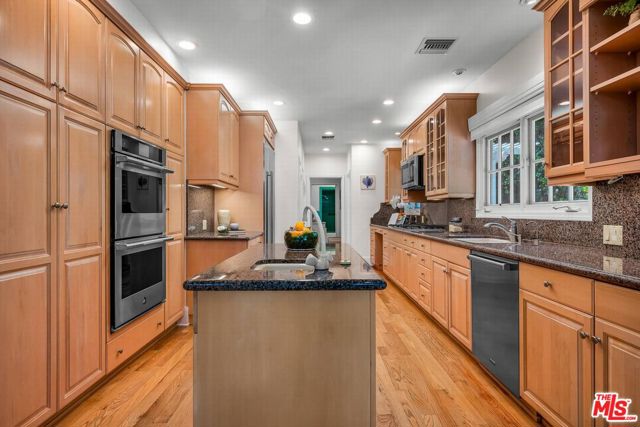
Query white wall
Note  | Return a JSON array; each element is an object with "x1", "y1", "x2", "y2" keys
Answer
[
  {"x1": 304, "y1": 154, "x2": 348, "y2": 178},
  {"x1": 107, "y1": 0, "x2": 189, "y2": 79},
  {"x1": 464, "y1": 28, "x2": 543, "y2": 111},
  {"x1": 273, "y1": 120, "x2": 305, "y2": 243},
  {"x1": 349, "y1": 145, "x2": 385, "y2": 260}
]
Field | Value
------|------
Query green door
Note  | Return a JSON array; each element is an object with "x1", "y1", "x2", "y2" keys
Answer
[{"x1": 319, "y1": 186, "x2": 336, "y2": 234}]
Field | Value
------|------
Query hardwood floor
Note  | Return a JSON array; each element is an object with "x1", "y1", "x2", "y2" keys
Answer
[{"x1": 57, "y1": 283, "x2": 535, "y2": 427}]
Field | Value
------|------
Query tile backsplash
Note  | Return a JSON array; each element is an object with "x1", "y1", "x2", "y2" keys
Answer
[{"x1": 187, "y1": 186, "x2": 216, "y2": 234}]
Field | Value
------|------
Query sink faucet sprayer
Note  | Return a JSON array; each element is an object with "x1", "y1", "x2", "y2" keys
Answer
[
  {"x1": 483, "y1": 216, "x2": 521, "y2": 244},
  {"x1": 302, "y1": 205, "x2": 333, "y2": 270}
]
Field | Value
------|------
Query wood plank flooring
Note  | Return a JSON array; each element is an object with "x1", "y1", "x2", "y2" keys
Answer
[{"x1": 56, "y1": 282, "x2": 536, "y2": 427}]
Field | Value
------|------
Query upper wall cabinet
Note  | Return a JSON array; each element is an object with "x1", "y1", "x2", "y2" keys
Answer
[
  {"x1": 401, "y1": 93, "x2": 478, "y2": 200},
  {"x1": 187, "y1": 86, "x2": 240, "y2": 188},
  {"x1": 138, "y1": 51, "x2": 164, "y2": 147},
  {"x1": 163, "y1": 73, "x2": 184, "y2": 155},
  {"x1": 58, "y1": 0, "x2": 106, "y2": 121},
  {"x1": 536, "y1": 0, "x2": 640, "y2": 183},
  {"x1": 0, "y1": 0, "x2": 58, "y2": 100},
  {"x1": 383, "y1": 148, "x2": 402, "y2": 202}
]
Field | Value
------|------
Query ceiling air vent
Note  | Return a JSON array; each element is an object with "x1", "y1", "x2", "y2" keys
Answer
[
  {"x1": 321, "y1": 135, "x2": 335, "y2": 140},
  {"x1": 415, "y1": 38, "x2": 456, "y2": 54}
]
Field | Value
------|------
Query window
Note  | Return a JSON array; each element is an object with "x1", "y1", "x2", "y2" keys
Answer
[{"x1": 477, "y1": 111, "x2": 592, "y2": 221}]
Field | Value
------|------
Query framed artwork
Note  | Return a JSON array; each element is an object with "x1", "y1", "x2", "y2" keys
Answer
[{"x1": 360, "y1": 175, "x2": 376, "y2": 190}]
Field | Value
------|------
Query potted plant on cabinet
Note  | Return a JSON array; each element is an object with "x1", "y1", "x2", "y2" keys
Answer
[{"x1": 604, "y1": 0, "x2": 640, "y2": 25}]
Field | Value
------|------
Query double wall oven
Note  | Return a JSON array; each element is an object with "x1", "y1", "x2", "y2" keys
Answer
[{"x1": 111, "y1": 130, "x2": 174, "y2": 330}]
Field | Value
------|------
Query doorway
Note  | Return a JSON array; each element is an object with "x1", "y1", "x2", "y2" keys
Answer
[{"x1": 310, "y1": 178, "x2": 341, "y2": 239}]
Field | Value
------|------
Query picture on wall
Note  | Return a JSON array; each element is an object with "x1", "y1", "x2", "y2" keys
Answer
[{"x1": 360, "y1": 175, "x2": 376, "y2": 190}]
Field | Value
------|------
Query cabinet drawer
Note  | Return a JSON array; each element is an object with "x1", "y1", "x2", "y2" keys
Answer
[
  {"x1": 431, "y1": 241, "x2": 470, "y2": 268},
  {"x1": 419, "y1": 280, "x2": 432, "y2": 313},
  {"x1": 595, "y1": 282, "x2": 640, "y2": 332},
  {"x1": 107, "y1": 305, "x2": 165, "y2": 373},
  {"x1": 417, "y1": 252, "x2": 432, "y2": 268},
  {"x1": 415, "y1": 238, "x2": 431, "y2": 253},
  {"x1": 520, "y1": 263, "x2": 593, "y2": 314},
  {"x1": 417, "y1": 265, "x2": 432, "y2": 284},
  {"x1": 399, "y1": 234, "x2": 414, "y2": 248}
]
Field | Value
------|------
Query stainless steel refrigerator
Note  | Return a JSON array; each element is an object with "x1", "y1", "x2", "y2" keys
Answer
[{"x1": 263, "y1": 141, "x2": 275, "y2": 244}]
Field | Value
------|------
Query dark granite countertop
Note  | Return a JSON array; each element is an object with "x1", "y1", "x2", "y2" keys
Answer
[
  {"x1": 184, "y1": 243, "x2": 386, "y2": 291},
  {"x1": 371, "y1": 224, "x2": 640, "y2": 291},
  {"x1": 185, "y1": 230, "x2": 264, "y2": 241}
]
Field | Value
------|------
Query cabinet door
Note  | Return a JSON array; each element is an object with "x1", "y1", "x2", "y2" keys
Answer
[
  {"x1": 520, "y1": 290, "x2": 594, "y2": 427},
  {"x1": 166, "y1": 153, "x2": 184, "y2": 236},
  {"x1": 449, "y1": 264, "x2": 472, "y2": 350},
  {"x1": 229, "y1": 110, "x2": 240, "y2": 185},
  {"x1": 138, "y1": 51, "x2": 164, "y2": 146},
  {"x1": 58, "y1": 0, "x2": 106, "y2": 121},
  {"x1": 425, "y1": 114, "x2": 436, "y2": 193},
  {"x1": 594, "y1": 319, "x2": 640, "y2": 427},
  {"x1": 0, "y1": 82, "x2": 58, "y2": 427},
  {"x1": 57, "y1": 108, "x2": 106, "y2": 407},
  {"x1": 414, "y1": 121, "x2": 426, "y2": 154},
  {"x1": 165, "y1": 238, "x2": 185, "y2": 325},
  {"x1": 434, "y1": 107, "x2": 447, "y2": 193},
  {"x1": 0, "y1": 0, "x2": 58, "y2": 100},
  {"x1": 163, "y1": 73, "x2": 184, "y2": 155},
  {"x1": 106, "y1": 21, "x2": 139, "y2": 136},
  {"x1": 431, "y1": 257, "x2": 449, "y2": 328},
  {"x1": 407, "y1": 251, "x2": 419, "y2": 299}
]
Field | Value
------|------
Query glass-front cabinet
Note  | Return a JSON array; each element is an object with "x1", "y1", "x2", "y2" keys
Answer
[{"x1": 544, "y1": 0, "x2": 586, "y2": 184}]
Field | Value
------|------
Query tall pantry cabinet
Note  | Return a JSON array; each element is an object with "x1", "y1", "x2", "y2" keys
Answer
[{"x1": 0, "y1": 0, "x2": 187, "y2": 424}]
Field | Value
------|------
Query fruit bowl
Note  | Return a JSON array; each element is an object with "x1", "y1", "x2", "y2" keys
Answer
[{"x1": 284, "y1": 223, "x2": 318, "y2": 250}]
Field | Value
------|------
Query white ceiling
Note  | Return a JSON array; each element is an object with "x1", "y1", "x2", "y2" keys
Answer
[{"x1": 129, "y1": 0, "x2": 541, "y2": 153}]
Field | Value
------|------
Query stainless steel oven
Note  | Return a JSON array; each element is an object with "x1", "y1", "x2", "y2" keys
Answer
[
  {"x1": 112, "y1": 130, "x2": 174, "y2": 240},
  {"x1": 111, "y1": 130, "x2": 174, "y2": 330},
  {"x1": 111, "y1": 234, "x2": 173, "y2": 330},
  {"x1": 401, "y1": 154, "x2": 424, "y2": 190}
]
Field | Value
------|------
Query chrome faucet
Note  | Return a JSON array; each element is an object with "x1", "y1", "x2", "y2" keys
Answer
[
  {"x1": 302, "y1": 205, "x2": 333, "y2": 270},
  {"x1": 483, "y1": 216, "x2": 521, "y2": 244}
]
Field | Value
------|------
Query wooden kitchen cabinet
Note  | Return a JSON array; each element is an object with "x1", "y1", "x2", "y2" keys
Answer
[
  {"x1": 0, "y1": 82, "x2": 58, "y2": 427},
  {"x1": 165, "y1": 238, "x2": 185, "y2": 325},
  {"x1": 383, "y1": 148, "x2": 402, "y2": 202},
  {"x1": 58, "y1": 0, "x2": 106, "y2": 121},
  {"x1": 163, "y1": 73, "x2": 184, "y2": 155},
  {"x1": 138, "y1": 51, "x2": 164, "y2": 147},
  {"x1": 106, "y1": 20, "x2": 140, "y2": 136},
  {"x1": 520, "y1": 290, "x2": 593, "y2": 427},
  {"x1": 57, "y1": 107, "x2": 106, "y2": 408},
  {"x1": 448, "y1": 264, "x2": 472, "y2": 350},
  {"x1": 431, "y1": 256, "x2": 450, "y2": 329},
  {"x1": 0, "y1": 0, "x2": 58, "y2": 101},
  {"x1": 400, "y1": 93, "x2": 477, "y2": 200},
  {"x1": 187, "y1": 85, "x2": 241, "y2": 188},
  {"x1": 166, "y1": 153, "x2": 185, "y2": 236}
]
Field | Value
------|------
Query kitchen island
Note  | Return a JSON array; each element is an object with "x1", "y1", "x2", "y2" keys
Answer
[{"x1": 184, "y1": 243, "x2": 386, "y2": 427}]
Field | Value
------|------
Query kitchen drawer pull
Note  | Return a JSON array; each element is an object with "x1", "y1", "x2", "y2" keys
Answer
[
  {"x1": 467, "y1": 254, "x2": 515, "y2": 271},
  {"x1": 61, "y1": 203, "x2": 69, "y2": 209},
  {"x1": 116, "y1": 348, "x2": 124, "y2": 355},
  {"x1": 51, "y1": 202, "x2": 62, "y2": 209},
  {"x1": 591, "y1": 336, "x2": 602, "y2": 344},
  {"x1": 579, "y1": 331, "x2": 589, "y2": 339},
  {"x1": 543, "y1": 281, "x2": 552, "y2": 288}
]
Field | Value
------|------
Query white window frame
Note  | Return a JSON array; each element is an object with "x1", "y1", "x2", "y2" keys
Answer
[{"x1": 474, "y1": 111, "x2": 592, "y2": 221}]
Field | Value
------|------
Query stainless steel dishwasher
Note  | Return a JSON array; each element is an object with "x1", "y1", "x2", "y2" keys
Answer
[{"x1": 469, "y1": 251, "x2": 520, "y2": 396}]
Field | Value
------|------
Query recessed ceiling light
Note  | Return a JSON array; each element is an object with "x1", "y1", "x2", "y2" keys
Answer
[
  {"x1": 292, "y1": 12, "x2": 312, "y2": 25},
  {"x1": 452, "y1": 68, "x2": 466, "y2": 76},
  {"x1": 360, "y1": 139, "x2": 368, "y2": 144},
  {"x1": 372, "y1": 119, "x2": 382, "y2": 125},
  {"x1": 322, "y1": 147, "x2": 330, "y2": 152},
  {"x1": 383, "y1": 99, "x2": 395, "y2": 106},
  {"x1": 273, "y1": 100, "x2": 285, "y2": 106},
  {"x1": 394, "y1": 132, "x2": 401, "y2": 136},
  {"x1": 324, "y1": 131, "x2": 333, "y2": 136},
  {"x1": 178, "y1": 40, "x2": 196, "y2": 50}
]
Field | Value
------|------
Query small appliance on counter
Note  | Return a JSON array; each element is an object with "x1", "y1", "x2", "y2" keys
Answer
[
  {"x1": 217, "y1": 209, "x2": 231, "y2": 228},
  {"x1": 448, "y1": 217, "x2": 465, "y2": 233}
]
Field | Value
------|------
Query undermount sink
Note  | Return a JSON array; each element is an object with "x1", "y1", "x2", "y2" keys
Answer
[
  {"x1": 453, "y1": 237, "x2": 512, "y2": 244},
  {"x1": 253, "y1": 263, "x2": 315, "y2": 273}
]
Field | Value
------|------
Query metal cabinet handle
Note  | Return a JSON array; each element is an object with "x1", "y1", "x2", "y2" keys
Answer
[
  {"x1": 51, "y1": 82, "x2": 59, "y2": 88},
  {"x1": 116, "y1": 349, "x2": 124, "y2": 355},
  {"x1": 543, "y1": 280, "x2": 552, "y2": 288},
  {"x1": 579, "y1": 331, "x2": 589, "y2": 339},
  {"x1": 591, "y1": 336, "x2": 602, "y2": 344},
  {"x1": 164, "y1": 138, "x2": 170, "y2": 143},
  {"x1": 51, "y1": 202, "x2": 62, "y2": 209},
  {"x1": 157, "y1": 321, "x2": 163, "y2": 327},
  {"x1": 61, "y1": 203, "x2": 69, "y2": 209}
]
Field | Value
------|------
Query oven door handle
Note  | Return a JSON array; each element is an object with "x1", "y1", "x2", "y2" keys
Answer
[
  {"x1": 115, "y1": 154, "x2": 174, "y2": 174},
  {"x1": 115, "y1": 236, "x2": 174, "y2": 249}
]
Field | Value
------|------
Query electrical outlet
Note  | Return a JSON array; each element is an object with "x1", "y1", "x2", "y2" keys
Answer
[
  {"x1": 603, "y1": 225, "x2": 623, "y2": 246},
  {"x1": 603, "y1": 256, "x2": 623, "y2": 275}
]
